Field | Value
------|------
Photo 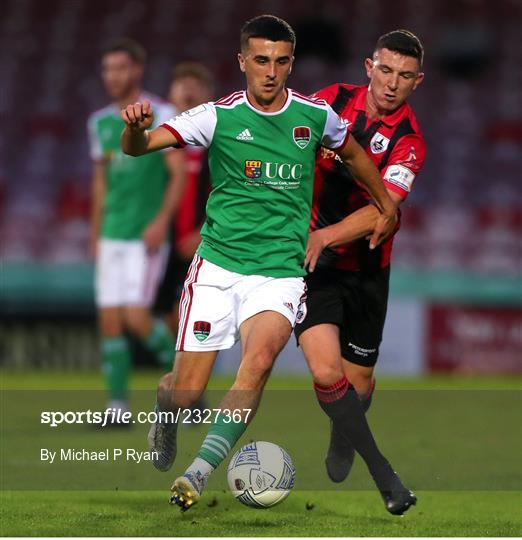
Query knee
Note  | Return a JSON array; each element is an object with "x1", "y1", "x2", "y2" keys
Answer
[
  {"x1": 308, "y1": 359, "x2": 344, "y2": 388},
  {"x1": 124, "y1": 311, "x2": 150, "y2": 338},
  {"x1": 157, "y1": 372, "x2": 200, "y2": 410},
  {"x1": 169, "y1": 371, "x2": 204, "y2": 409},
  {"x1": 347, "y1": 368, "x2": 374, "y2": 395},
  {"x1": 99, "y1": 311, "x2": 123, "y2": 337}
]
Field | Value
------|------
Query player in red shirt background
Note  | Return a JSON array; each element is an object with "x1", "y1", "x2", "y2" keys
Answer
[
  {"x1": 294, "y1": 30, "x2": 426, "y2": 515},
  {"x1": 153, "y1": 62, "x2": 213, "y2": 336}
]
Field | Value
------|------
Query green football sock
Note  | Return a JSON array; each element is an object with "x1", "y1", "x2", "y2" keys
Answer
[
  {"x1": 102, "y1": 336, "x2": 130, "y2": 401},
  {"x1": 144, "y1": 318, "x2": 176, "y2": 367},
  {"x1": 197, "y1": 414, "x2": 247, "y2": 469}
]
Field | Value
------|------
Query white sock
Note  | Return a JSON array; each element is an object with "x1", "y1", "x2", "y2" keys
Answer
[
  {"x1": 186, "y1": 457, "x2": 214, "y2": 492},
  {"x1": 188, "y1": 457, "x2": 214, "y2": 476}
]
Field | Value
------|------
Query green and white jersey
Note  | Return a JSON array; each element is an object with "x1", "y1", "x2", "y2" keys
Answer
[
  {"x1": 161, "y1": 89, "x2": 348, "y2": 277},
  {"x1": 88, "y1": 92, "x2": 176, "y2": 240}
]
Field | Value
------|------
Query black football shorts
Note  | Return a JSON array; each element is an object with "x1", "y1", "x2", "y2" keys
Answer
[{"x1": 294, "y1": 266, "x2": 390, "y2": 367}]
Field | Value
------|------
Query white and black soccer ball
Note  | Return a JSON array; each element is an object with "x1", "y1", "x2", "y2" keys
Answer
[{"x1": 227, "y1": 441, "x2": 296, "y2": 508}]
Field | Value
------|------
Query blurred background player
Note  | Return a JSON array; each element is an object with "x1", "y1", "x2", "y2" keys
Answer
[
  {"x1": 295, "y1": 30, "x2": 426, "y2": 490},
  {"x1": 88, "y1": 38, "x2": 185, "y2": 417},
  {"x1": 153, "y1": 62, "x2": 214, "y2": 336}
]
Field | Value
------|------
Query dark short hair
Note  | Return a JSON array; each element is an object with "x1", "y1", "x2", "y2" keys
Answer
[
  {"x1": 102, "y1": 37, "x2": 147, "y2": 65},
  {"x1": 375, "y1": 29, "x2": 424, "y2": 67},
  {"x1": 171, "y1": 62, "x2": 214, "y2": 89},
  {"x1": 240, "y1": 15, "x2": 296, "y2": 51}
]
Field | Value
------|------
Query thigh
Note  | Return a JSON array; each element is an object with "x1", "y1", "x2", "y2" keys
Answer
[
  {"x1": 234, "y1": 310, "x2": 293, "y2": 391},
  {"x1": 124, "y1": 241, "x2": 169, "y2": 307},
  {"x1": 96, "y1": 239, "x2": 124, "y2": 307},
  {"x1": 340, "y1": 267, "x2": 390, "y2": 367},
  {"x1": 239, "y1": 275, "x2": 306, "y2": 329},
  {"x1": 176, "y1": 255, "x2": 239, "y2": 352},
  {"x1": 298, "y1": 323, "x2": 344, "y2": 385}
]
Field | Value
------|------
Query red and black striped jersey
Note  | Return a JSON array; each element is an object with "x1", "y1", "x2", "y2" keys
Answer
[{"x1": 311, "y1": 84, "x2": 426, "y2": 271}]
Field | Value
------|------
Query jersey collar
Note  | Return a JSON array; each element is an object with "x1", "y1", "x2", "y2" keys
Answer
[
  {"x1": 244, "y1": 88, "x2": 292, "y2": 116},
  {"x1": 355, "y1": 85, "x2": 409, "y2": 127}
]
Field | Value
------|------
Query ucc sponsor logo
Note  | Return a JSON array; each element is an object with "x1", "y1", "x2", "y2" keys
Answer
[{"x1": 245, "y1": 160, "x2": 303, "y2": 180}]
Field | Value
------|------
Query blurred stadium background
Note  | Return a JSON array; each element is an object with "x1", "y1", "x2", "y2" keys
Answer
[{"x1": 0, "y1": 0, "x2": 521, "y2": 377}]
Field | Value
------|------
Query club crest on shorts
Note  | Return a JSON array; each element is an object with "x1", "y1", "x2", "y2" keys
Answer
[
  {"x1": 370, "y1": 132, "x2": 390, "y2": 154},
  {"x1": 193, "y1": 321, "x2": 211, "y2": 342},
  {"x1": 293, "y1": 126, "x2": 311, "y2": 149},
  {"x1": 245, "y1": 160, "x2": 262, "y2": 178},
  {"x1": 296, "y1": 292, "x2": 307, "y2": 324}
]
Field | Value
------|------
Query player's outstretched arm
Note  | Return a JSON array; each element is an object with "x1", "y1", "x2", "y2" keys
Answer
[
  {"x1": 121, "y1": 100, "x2": 181, "y2": 156},
  {"x1": 304, "y1": 191, "x2": 402, "y2": 272},
  {"x1": 337, "y1": 136, "x2": 397, "y2": 249}
]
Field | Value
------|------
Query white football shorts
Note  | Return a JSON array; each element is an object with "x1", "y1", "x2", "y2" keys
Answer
[
  {"x1": 95, "y1": 239, "x2": 169, "y2": 308},
  {"x1": 176, "y1": 255, "x2": 307, "y2": 352}
]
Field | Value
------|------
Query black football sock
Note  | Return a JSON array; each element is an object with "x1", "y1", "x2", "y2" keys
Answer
[
  {"x1": 315, "y1": 376, "x2": 395, "y2": 489},
  {"x1": 329, "y1": 377, "x2": 375, "y2": 452}
]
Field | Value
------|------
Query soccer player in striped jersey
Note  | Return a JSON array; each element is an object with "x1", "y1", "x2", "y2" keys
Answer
[
  {"x1": 120, "y1": 16, "x2": 407, "y2": 513},
  {"x1": 295, "y1": 30, "x2": 426, "y2": 515}
]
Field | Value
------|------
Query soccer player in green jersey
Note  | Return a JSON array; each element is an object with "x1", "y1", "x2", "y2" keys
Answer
[
  {"x1": 88, "y1": 39, "x2": 185, "y2": 418},
  {"x1": 121, "y1": 16, "x2": 406, "y2": 511}
]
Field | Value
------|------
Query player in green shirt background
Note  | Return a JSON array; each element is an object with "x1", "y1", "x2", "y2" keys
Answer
[
  {"x1": 120, "y1": 16, "x2": 411, "y2": 514},
  {"x1": 88, "y1": 38, "x2": 185, "y2": 418}
]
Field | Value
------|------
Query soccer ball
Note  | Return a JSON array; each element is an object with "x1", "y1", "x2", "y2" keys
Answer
[{"x1": 227, "y1": 441, "x2": 296, "y2": 508}]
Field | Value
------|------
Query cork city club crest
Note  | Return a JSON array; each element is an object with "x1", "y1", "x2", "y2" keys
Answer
[
  {"x1": 245, "y1": 160, "x2": 262, "y2": 178},
  {"x1": 293, "y1": 126, "x2": 311, "y2": 149},
  {"x1": 193, "y1": 321, "x2": 211, "y2": 342}
]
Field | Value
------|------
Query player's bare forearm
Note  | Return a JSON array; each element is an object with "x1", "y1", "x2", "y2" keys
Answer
[
  {"x1": 338, "y1": 137, "x2": 395, "y2": 216},
  {"x1": 304, "y1": 187, "x2": 404, "y2": 272},
  {"x1": 318, "y1": 189, "x2": 403, "y2": 249},
  {"x1": 304, "y1": 206, "x2": 378, "y2": 272},
  {"x1": 121, "y1": 125, "x2": 151, "y2": 156},
  {"x1": 337, "y1": 137, "x2": 398, "y2": 249},
  {"x1": 304, "y1": 191, "x2": 402, "y2": 272},
  {"x1": 321, "y1": 205, "x2": 380, "y2": 248}
]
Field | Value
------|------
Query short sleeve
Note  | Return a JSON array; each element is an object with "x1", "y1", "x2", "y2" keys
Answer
[
  {"x1": 382, "y1": 134, "x2": 426, "y2": 198},
  {"x1": 87, "y1": 115, "x2": 102, "y2": 161},
  {"x1": 320, "y1": 105, "x2": 349, "y2": 150},
  {"x1": 161, "y1": 103, "x2": 217, "y2": 149}
]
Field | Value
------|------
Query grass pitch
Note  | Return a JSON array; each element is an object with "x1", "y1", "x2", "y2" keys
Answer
[
  {"x1": 1, "y1": 370, "x2": 521, "y2": 537},
  {"x1": 1, "y1": 490, "x2": 521, "y2": 537}
]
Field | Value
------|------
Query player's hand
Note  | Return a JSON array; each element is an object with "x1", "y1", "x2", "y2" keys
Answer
[
  {"x1": 121, "y1": 100, "x2": 154, "y2": 130},
  {"x1": 368, "y1": 210, "x2": 397, "y2": 250},
  {"x1": 304, "y1": 229, "x2": 329, "y2": 273},
  {"x1": 142, "y1": 215, "x2": 168, "y2": 252}
]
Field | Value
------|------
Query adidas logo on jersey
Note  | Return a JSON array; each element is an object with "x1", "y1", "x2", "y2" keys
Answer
[{"x1": 236, "y1": 128, "x2": 254, "y2": 141}]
